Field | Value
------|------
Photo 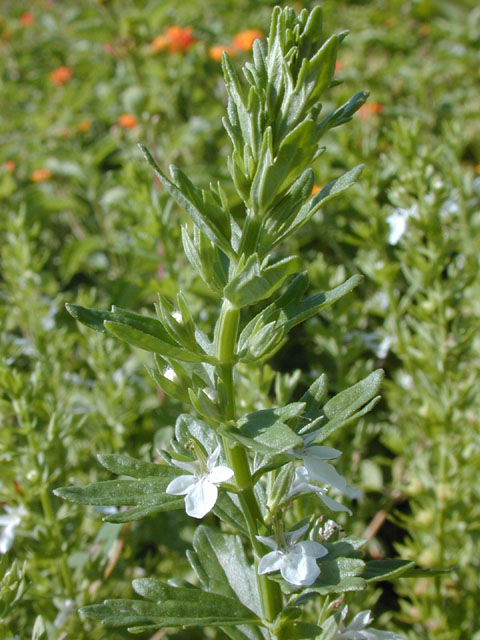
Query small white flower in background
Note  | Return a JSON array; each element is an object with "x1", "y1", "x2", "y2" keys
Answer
[
  {"x1": 386, "y1": 204, "x2": 417, "y2": 245},
  {"x1": 472, "y1": 176, "x2": 480, "y2": 196},
  {"x1": 375, "y1": 336, "x2": 393, "y2": 359},
  {"x1": 291, "y1": 434, "x2": 362, "y2": 501},
  {"x1": 164, "y1": 367, "x2": 178, "y2": 383},
  {"x1": 166, "y1": 446, "x2": 233, "y2": 519},
  {"x1": 440, "y1": 196, "x2": 459, "y2": 217},
  {"x1": 398, "y1": 372, "x2": 413, "y2": 390},
  {"x1": 257, "y1": 523, "x2": 328, "y2": 587},
  {"x1": 54, "y1": 599, "x2": 76, "y2": 628},
  {"x1": 288, "y1": 467, "x2": 352, "y2": 515},
  {"x1": 354, "y1": 332, "x2": 393, "y2": 359},
  {"x1": 0, "y1": 505, "x2": 26, "y2": 554},
  {"x1": 337, "y1": 606, "x2": 405, "y2": 639}
]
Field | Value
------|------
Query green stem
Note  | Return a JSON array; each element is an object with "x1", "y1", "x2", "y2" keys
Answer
[{"x1": 215, "y1": 301, "x2": 283, "y2": 623}]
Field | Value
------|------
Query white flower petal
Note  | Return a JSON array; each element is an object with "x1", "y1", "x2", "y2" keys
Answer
[
  {"x1": 285, "y1": 523, "x2": 310, "y2": 545},
  {"x1": 166, "y1": 475, "x2": 197, "y2": 496},
  {"x1": 365, "y1": 631, "x2": 405, "y2": 639},
  {"x1": 208, "y1": 465, "x2": 233, "y2": 484},
  {"x1": 306, "y1": 446, "x2": 342, "y2": 460},
  {"x1": 305, "y1": 460, "x2": 348, "y2": 493},
  {"x1": 206, "y1": 446, "x2": 221, "y2": 472},
  {"x1": 0, "y1": 525, "x2": 16, "y2": 554},
  {"x1": 185, "y1": 478, "x2": 218, "y2": 519},
  {"x1": 0, "y1": 515, "x2": 21, "y2": 526},
  {"x1": 171, "y1": 458, "x2": 198, "y2": 473},
  {"x1": 281, "y1": 552, "x2": 320, "y2": 586},
  {"x1": 387, "y1": 209, "x2": 408, "y2": 245},
  {"x1": 288, "y1": 467, "x2": 313, "y2": 497},
  {"x1": 258, "y1": 550, "x2": 284, "y2": 574},
  {"x1": 296, "y1": 540, "x2": 328, "y2": 559},
  {"x1": 347, "y1": 610, "x2": 373, "y2": 631},
  {"x1": 256, "y1": 535, "x2": 278, "y2": 550},
  {"x1": 319, "y1": 492, "x2": 352, "y2": 515}
]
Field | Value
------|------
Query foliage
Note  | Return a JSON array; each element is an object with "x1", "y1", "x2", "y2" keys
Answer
[{"x1": 1, "y1": 1, "x2": 479, "y2": 639}]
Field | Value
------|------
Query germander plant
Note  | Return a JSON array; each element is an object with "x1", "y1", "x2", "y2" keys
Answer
[{"x1": 56, "y1": 7, "x2": 424, "y2": 638}]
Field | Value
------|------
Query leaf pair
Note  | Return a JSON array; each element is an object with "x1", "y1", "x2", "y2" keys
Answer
[{"x1": 66, "y1": 303, "x2": 214, "y2": 363}]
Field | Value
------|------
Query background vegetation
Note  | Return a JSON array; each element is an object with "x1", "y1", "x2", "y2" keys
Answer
[{"x1": 1, "y1": 0, "x2": 479, "y2": 638}]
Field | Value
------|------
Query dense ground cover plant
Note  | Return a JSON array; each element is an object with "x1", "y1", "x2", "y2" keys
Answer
[
  {"x1": 54, "y1": 6, "x2": 437, "y2": 638},
  {"x1": 1, "y1": 1, "x2": 479, "y2": 638}
]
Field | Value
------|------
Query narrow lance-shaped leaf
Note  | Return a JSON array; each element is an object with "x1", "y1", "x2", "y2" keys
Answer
[
  {"x1": 140, "y1": 145, "x2": 233, "y2": 257},
  {"x1": 81, "y1": 581, "x2": 259, "y2": 632},
  {"x1": 224, "y1": 254, "x2": 300, "y2": 308}
]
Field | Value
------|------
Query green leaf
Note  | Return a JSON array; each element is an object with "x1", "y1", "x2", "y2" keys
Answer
[
  {"x1": 300, "y1": 374, "x2": 328, "y2": 422},
  {"x1": 97, "y1": 454, "x2": 165, "y2": 479},
  {"x1": 225, "y1": 406, "x2": 304, "y2": 456},
  {"x1": 245, "y1": 275, "x2": 361, "y2": 344},
  {"x1": 65, "y1": 303, "x2": 111, "y2": 334},
  {"x1": 224, "y1": 254, "x2": 300, "y2": 308},
  {"x1": 402, "y1": 566, "x2": 454, "y2": 578},
  {"x1": 258, "y1": 169, "x2": 314, "y2": 251},
  {"x1": 312, "y1": 556, "x2": 367, "y2": 595},
  {"x1": 252, "y1": 118, "x2": 317, "y2": 213},
  {"x1": 67, "y1": 303, "x2": 209, "y2": 363},
  {"x1": 318, "y1": 90, "x2": 369, "y2": 134},
  {"x1": 188, "y1": 526, "x2": 263, "y2": 618},
  {"x1": 277, "y1": 621, "x2": 323, "y2": 639},
  {"x1": 140, "y1": 145, "x2": 233, "y2": 257},
  {"x1": 213, "y1": 492, "x2": 249, "y2": 537},
  {"x1": 273, "y1": 165, "x2": 364, "y2": 246},
  {"x1": 103, "y1": 321, "x2": 206, "y2": 363},
  {"x1": 314, "y1": 370, "x2": 384, "y2": 442},
  {"x1": 81, "y1": 582, "x2": 259, "y2": 631},
  {"x1": 54, "y1": 464, "x2": 184, "y2": 522},
  {"x1": 363, "y1": 559, "x2": 416, "y2": 582}
]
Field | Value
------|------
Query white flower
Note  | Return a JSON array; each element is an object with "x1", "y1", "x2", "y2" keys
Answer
[
  {"x1": 163, "y1": 367, "x2": 178, "y2": 383},
  {"x1": 54, "y1": 599, "x2": 76, "y2": 628},
  {"x1": 0, "y1": 505, "x2": 26, "y2": 554},
  {"x1": 256, "y1": 523, "x2": 328, "y2": 587},
  {"x1": 166, "y1": 446, "x2": 233, "y2": 519},
  {"x1": 288, "y1": 467, "x2": 352, "y2": 515},
  {"x1": 337, "y1": 606, "x2": 405, "y2": 639},
  {"x1": 291, "y1": 434, "x2": 361, "y2": 500},
  {"x1": 386, "y1": 205, "x2": 417, "y2": 245}
]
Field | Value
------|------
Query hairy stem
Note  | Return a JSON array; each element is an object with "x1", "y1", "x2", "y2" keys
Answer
[{"x1": 216, "y1": 301, "x2": 283, "y2": 623}]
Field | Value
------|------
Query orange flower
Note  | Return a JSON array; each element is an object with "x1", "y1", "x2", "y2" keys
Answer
[
  {"x1": 117, "y1": 113, "x2": 137, "y2": 129},
  {"x1": 49, "y1": 66, "x2": 73, "y2": 86},
  {"x1": 232, "y1": 29, "x2": 263, "y2": 52},
  {"x1": 150, "y1": 35, "x2": 168, "y2": 54},
  {"x1": 357, "y1": 102, "x2": 384, "y2": 119},
  {"x1": 20, "y1": 12, "x2": 34, "y2": 27},
  {"x1": 31, "y1": 168, "x2": 52, "y2": 182},
  {"x1": 335, "y1": 60, "x2": 342, "y2": 73},
  {"x1": 151, "y1": 26, "x2": 195, "y2": 54},
  {"x1": 166, "y1": 26, "x2": 195, "y2": 52},
  {"x1": 77, "y1": 119, "x2": 92, "y2": 133},
  {"x1": 208, "y1": 45, "x2": 234, "y2": 61},
  {"x1": 311, "y1": 184, "x2": 322, "y2": 196},
  {"x1": 3, "y1": 160, "x2": 15, "y2": 172},
  {"x1": 475, "y1": 164, "x2": 480, "y2": 174}
]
